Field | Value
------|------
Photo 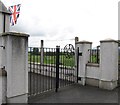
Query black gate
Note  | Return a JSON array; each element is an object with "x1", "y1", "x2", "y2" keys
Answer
[{"x1": 28, "y1": 44, "x2": 78, "y2": 98}]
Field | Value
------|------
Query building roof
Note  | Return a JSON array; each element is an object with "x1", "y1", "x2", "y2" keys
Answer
[{"x1": 0, "y1": 1, "x2": 11, "y2": 14}]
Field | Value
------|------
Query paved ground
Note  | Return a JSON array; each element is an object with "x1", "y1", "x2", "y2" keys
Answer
[{"x1": 28, "y1": 84, "x2": 118, "y2": 103}]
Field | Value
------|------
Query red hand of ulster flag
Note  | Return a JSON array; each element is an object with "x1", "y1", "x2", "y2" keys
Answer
[{"x1": 8, "y1": 4, "x2": 21, "y2": 26}]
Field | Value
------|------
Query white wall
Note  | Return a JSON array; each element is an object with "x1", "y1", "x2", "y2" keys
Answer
[
  {"x1": 76, "y1": 39, "x2": 118, "y2": 90},
  {"x1": 86, "y1": 64, "x2": 100, "y2": 79}
]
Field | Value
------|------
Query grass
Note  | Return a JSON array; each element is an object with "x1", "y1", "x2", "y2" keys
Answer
[
  {"x1": 89, "y1": 55, "x2": 99, "y2": 63},
  {"x1": 28, "y1": 52, "x2": 75, "y2": 67}
]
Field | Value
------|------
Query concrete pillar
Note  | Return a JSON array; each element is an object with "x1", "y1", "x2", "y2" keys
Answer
[
  {"x1": 99, "y1": 39, "x2": 118, "y2": 90},
  {"x1": 75, "y1": 41, "x2": 92, "y2": 85},
  {"x1": 1, "y1": 32, "x2": 29, "y2": 103},
  {"x1": 0, "y1": 69, "x2": 7, "y2": 104}
]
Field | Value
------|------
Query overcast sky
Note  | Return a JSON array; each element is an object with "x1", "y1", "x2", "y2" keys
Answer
[{"x1": 1, "y1": 0, "x2": 119, "y2": 48}]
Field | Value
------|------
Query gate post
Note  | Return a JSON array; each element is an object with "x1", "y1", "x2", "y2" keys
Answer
[
  {"x1": 99, "y1": 39, "x2": 118, "y2": 90},
  {"x1": 75, "y1": 41, "x2": 92, "y2": 85},
  {"x1": 56, "y1": 46, "x2": 60, "y2": 92},
  {"x1": 1, "y1": 32, "x2": 29, "y2": 103}
]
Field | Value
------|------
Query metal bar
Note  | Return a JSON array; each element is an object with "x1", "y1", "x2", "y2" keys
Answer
[
  {"x1": 40, "y1": 47, "x2": 42, "y2": 93},
  {"x1": 63, "y1": 49, "x2": 65, "y2": 86},
  {"x1": 55, "y1": 46, "x2": 60, "y2": 92},
  {"x1": 48, "y1": 48, "x2": 50, "y2": 91},
  {"x1": 97, "y1": 46, "x2": 99, "y2": 63},
  {"x1": 29, "y1": 47, "x2": 32, "y2": 96},
  {"x1": 76, "y1": 47, "x2": 79, "y2": 83},
  {"x1": 33, "y1": 49, "x2": 35, "y2": 95},
  {"x1": 37, "y1": 49, "x2": 39, "y2": 94},
  {"x1": 42, "y1": 48, "x2": 45, "y2": 92}
]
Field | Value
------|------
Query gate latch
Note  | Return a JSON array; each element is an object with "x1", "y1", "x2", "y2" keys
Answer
[{"x1": 78, "y1": 52, "x2": 82, "y2": 56}]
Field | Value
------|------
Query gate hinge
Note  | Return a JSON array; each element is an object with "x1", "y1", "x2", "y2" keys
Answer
[{"x1": 0, "y1": 46, "x2": 5, "y2": 49}]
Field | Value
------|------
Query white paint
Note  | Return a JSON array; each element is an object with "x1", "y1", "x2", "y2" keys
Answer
[
  {"x1": 100, "y1": 41, "x2": 118, "y2": 81},
  {"x1": 0, "y1": 73, "x2": 7, "y2": 105},
  {"x1": 86, "y1": 65, "x2": 100, "y2": 79},
  {"x1": 76, "y1": 39, "x2": 118, "y2": 90},
  {"x1": 76, "y1": 41, "x2": 92, "y2": 85},
  {"x1": 2, "y1": 32, "x2": 29, "y2": 103},
  {"x1": 99, "y1": 40, "x2": 118, "y2": 89}
]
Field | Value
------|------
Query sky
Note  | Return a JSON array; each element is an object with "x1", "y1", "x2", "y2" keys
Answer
[{"x1": 1, "y1": 0, "x2": 119, "y2": 48}]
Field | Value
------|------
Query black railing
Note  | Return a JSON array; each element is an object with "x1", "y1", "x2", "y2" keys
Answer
[
  {"x1": 28, "y1": 46, "x2": 76, "y2": 97},
  {"x1": 89, "y1": 46, "x2": 100, "y2": 64}
]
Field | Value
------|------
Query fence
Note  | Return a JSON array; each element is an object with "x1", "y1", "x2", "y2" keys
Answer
[{"x1": 89, "y1": 45, "x2": 100, "y2": 63}]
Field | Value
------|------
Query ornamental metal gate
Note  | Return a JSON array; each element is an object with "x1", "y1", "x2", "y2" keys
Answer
[{"x1": 28, "y1": 44, "x2": 78, "y2": 98}]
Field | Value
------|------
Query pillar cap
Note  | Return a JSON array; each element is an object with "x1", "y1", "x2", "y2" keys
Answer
[
  {"x1": 0, "y1": 32, "x2": 30, "y2": 37},
  {"x1": 76, "y1": 40, "x2": 92, "y2": 44},
  {"x1": 100, "y1": 38, "x2": 118, "y2": 43}
]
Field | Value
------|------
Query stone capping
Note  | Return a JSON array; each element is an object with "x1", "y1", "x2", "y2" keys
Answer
[
  {"x1": 0, "y1": 32, "x2": 30, "y2": 37},
  {"x1": 86, "y1": 63, "x2": 99, "y2": 67},
  {"x1": 0, "y1": 11, "x2": 11, "y2": 15},
  {"x1": 0, "y1": 68, "x2": 7, "y2": 76},
  {"x1": 76, "y1": 41, "x2": 92, "y2": 44},
  {"x1": 100, "y1": 39, "x2": 118, "y2": 43}
]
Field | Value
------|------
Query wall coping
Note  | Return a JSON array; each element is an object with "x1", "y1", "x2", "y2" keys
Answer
[
  {"x1": 0, "y1": 11, "x2": 11, "y2": 15},
  {"x1": 0, "y1": 32, "x2": 30, "y2": 37},
  {"x1": 0, "y1": 68, "x2": 7, "y2": 76},
  {"x1": 86, "y1": 63, "x2": 99, "y2": 67},
  {"x1": 100, "y1": 39, "x2": 118, "y2": 43},
  {"x1": 76, "y1": 41, "x2": 92, "y2": 44}
]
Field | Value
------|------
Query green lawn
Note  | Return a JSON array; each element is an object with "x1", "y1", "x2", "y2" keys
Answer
[
  {"x1": 28, "y1": 53, "x2": 75, "y2": 67},
  {"x1": 89, "y1": 55, "x2": 99, "y2": 63}
]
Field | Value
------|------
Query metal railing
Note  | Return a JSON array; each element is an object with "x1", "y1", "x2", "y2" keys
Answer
[
  {"x1": 89, "y1": 46, "x2": 100, "y2": 64},
  {"x1": 28, "y1": 46, "x2": 76, "y2": 97}
]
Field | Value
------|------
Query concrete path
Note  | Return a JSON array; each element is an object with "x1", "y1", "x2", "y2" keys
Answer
[{"x1": 29, "y1": 84, "x2": 118, "y2": 104}]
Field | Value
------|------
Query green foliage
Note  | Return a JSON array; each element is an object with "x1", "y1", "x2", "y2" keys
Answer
[{"x1": 90, "y1": 55, "x2": 99, "y2": 63}]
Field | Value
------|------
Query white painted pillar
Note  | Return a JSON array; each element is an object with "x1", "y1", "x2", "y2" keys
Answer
[
  {"x1": 1, "y1": 32, "x2": 29, "y2": 103},
  {"x1": 99, "y1": 39, "x2": 118, "y2": 90},
  {"x1": 75, "y1": 41, "x2": 92, "y2": 85},
  {"x1": 0, "y1": 35, "x2": 7, "y2": 105},
  {"x1": 0, "y1": 69, "x2": 7, "y2": 105}
]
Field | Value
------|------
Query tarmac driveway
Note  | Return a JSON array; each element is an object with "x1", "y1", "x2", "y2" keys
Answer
[{"x1": 28, "y1": 84, "x2": 118, "y2": 104}]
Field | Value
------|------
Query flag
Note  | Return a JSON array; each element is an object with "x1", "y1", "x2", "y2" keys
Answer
[{"x1": 8, "y1": 4, "x2": 21, "y2": 26}]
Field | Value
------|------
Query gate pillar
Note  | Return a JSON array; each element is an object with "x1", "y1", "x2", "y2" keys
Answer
[
  {"x1": 99, "y1": 39, "x2": 118, "y2": 90},
  {"x1": 1, "y1": 32, "x2": 29, "y2": 103},
  {"x1": 75, "y1": 41, "x2": 92, "y2": 85}
]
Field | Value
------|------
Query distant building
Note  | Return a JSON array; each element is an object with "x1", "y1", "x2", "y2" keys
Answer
[{"x1": 0, "y1": 1, "x2": 11, "y2": 33}]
